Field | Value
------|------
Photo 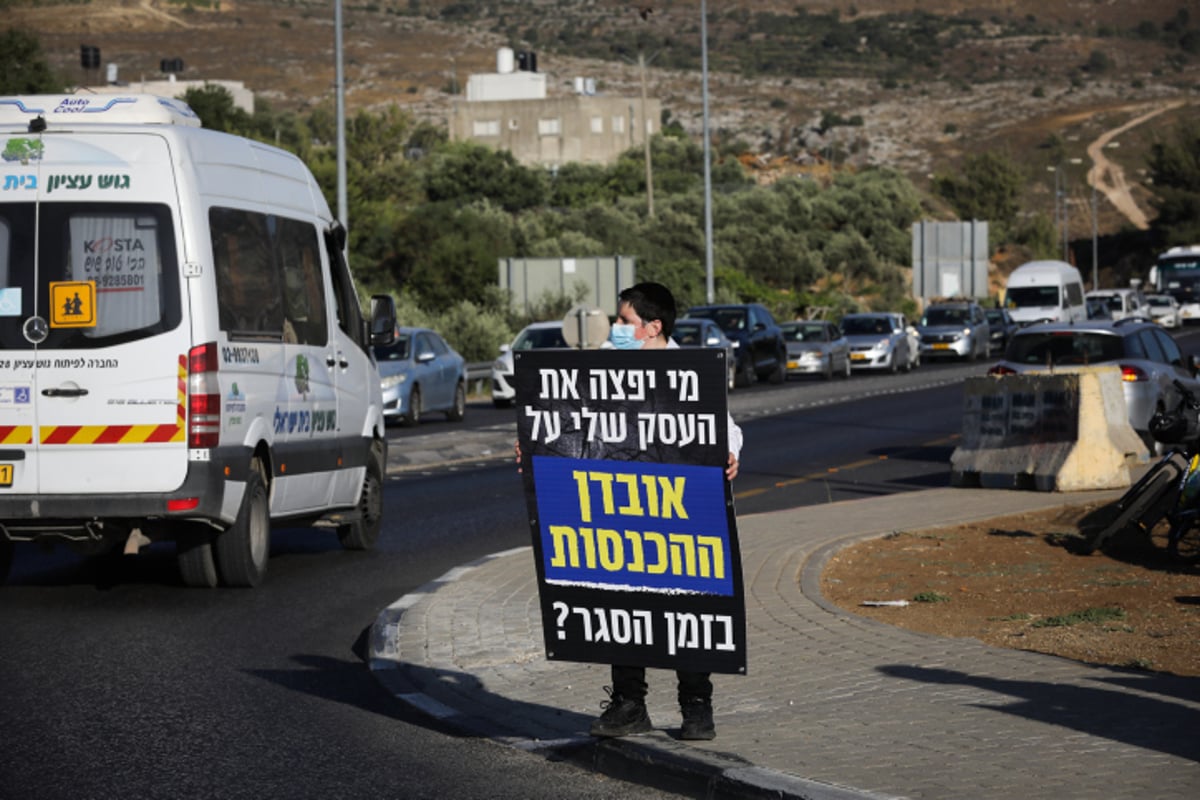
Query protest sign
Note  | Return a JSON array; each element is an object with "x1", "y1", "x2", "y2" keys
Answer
[{"x1": 516, "y1": 348, "x2": 746, "y2": 674}]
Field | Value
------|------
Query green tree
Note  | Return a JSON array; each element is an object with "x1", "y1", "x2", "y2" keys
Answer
[
  {"x1": 0, "y1": 29, "x2": 62, "y2": 94},
  {"x1": 932, "y1": 151, "x2": 1024, "y2": 240},
  {"x1": 423, "y1": 141, "x2": 545, "y2": 212},
  {"x1": 183, "y1": 84, "x2": 251, "y2": 133},
  {"x1": 1147, "y1": 120, "x2": 1200, "y2": 245}
]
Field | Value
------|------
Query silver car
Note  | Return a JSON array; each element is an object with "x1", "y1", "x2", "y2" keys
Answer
[
  {"x1": 840, "y1": 312, "x2": 914, "y2": 373},
  {"x1": 375, "y1": 327, "x2": 467, "y2": 426},
  {"x1": 491, "y1": 321, "x2": 568, "y2": 408},
  {"x1": 918, "y1": 301, "x2": 990, "y2": 361},
  {"x1": 780, "y1": 320, "x2": 851, "y2": 380},
  {"x1": 988, "y1": 318, "x2": 1200, "y2": 446}
]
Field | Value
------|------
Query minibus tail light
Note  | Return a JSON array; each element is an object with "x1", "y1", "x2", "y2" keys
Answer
[{"x1": 187, "y1": 342, "x2": 221, "y2": 448}]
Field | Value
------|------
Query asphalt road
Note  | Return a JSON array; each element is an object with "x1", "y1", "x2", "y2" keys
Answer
[{"x1": 3, "y1": 338, "x2": 1197, "y2": 798}]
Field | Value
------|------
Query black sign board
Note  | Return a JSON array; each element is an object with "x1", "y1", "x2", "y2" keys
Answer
[{"x1": 515, "y1": 348, "x2": 746, "y2": 674}]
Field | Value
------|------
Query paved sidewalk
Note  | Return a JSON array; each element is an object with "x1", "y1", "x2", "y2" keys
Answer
[{"x1": 370, "y1": 486, "x2": 1200, "y2": 799}]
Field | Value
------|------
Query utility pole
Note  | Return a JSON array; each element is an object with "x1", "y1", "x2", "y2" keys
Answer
[
  {"x1": 1091, "y1": 180, "x2": 1099, "y2": 291},
  {"x1": 335, "y1": 0, "x2": 348, "y2": 236},
  {"x1": 639, "y1": 50, "x2": 654, "y2": 219},
  {"x1": 701, "y1": 0, "x2": 714, "y2": 304}
]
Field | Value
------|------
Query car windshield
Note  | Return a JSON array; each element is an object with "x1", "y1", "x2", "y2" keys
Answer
[
  {"x1": 922, "y1": 308, "x2": 967, "y2": 326},
  {"x1": 1148, "y1": 296, "x2": 1172, "y2": 307},
  {"x1": 1006, "y1": 331, "x2": 1125, "y2": 365},
  {"x1": 672, "y1": 323, "x2": 704, "y2": 345},
  {"x1": 985, "y1": 310, "x2": 1005, "y2": 323},
  {"x1": 841, "y1": 316, "x2": 890, "y2": 335},
  {"x1": 780, "y1": 323, "x2": 826, "y2": 342},
  {"x1": 689, "y1": 308, "x2": 747, "y2": 333},
  {"x1": 1091, "y1": 294, "x2": 1125, "y2": 311},
  {"x1": 513, "y1": 326, "x2": 567, "y2": 350},
  {"x1": 374, "y1": 334, "x2": 411, "y2": 361},
  {"x1": 1007, "y1": 286, "x2": 1060, "y2": 307}
]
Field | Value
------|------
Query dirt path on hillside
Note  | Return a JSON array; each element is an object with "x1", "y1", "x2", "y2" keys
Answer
[
  {"x1": 137, "y1": 0, "x2": 193, "y2": 29},
  {"x1": 1086, "y1": 100, "x2": 1189, "y2": 231}
]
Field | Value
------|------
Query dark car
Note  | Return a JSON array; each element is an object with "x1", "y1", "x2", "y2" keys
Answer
[
  {"x1": 983, "y1": 307, "x2": 1017, "y2": 355},
  {"x1": 684, "y1": 303, "x2": 787, "y2": 387},
  {"x1": 671, "y1": 318, "x2": 738, "y2": 390}
]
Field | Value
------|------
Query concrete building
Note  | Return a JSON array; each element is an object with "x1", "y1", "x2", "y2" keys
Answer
[
  {"x1": 449, "y1": 48, "x2": 660, "y2": 168},
  {"x1": 78, "y1": 75, "x2": 254, "y2": 114}
]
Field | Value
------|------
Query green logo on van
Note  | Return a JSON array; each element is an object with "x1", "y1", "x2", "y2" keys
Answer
[
  {"x1": 294, "y1": 354, "x2": 310, "y2": 395},
  {"x1": 2, "y1": 138, "x2": 45, "y2": 164}
]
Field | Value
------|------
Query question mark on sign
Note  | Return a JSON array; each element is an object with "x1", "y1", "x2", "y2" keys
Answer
[{"x1": 552, "y1": 601, "x2": 570, "y2": 641}]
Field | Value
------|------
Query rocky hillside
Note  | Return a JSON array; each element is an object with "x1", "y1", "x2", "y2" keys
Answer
[{"x1": 8, "y1": 0, "x2": 1198, "y2": 239}]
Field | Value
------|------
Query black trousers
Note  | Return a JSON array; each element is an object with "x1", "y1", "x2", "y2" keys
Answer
[{"x1": 612, "y1": 664, "x2": 712, "y2": 705}]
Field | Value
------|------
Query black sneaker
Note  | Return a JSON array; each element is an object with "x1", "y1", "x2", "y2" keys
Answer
[
  {"x1": 679, "y1": 698, "x2": 715, "y2": 740},
  {"x1": 589, "y1": 686, "x2": 652, "y2": 737}
]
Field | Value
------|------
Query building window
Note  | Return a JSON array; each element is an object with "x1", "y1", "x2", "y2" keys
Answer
[
  {"x1": 508, "y1": 118, "x2": 520, "y2": 130},
  {"x1": 472, "y1": 119, "x2": 500, "y2": 137},
  {"x1": 538, "y1": 117, "x2": 561, "y2": 136},
  {"x1": 612, "y1": 115, "x2": 625, "y2": 134},
  {"x1": 590, "y1": 116, "x2": 604, "y2": 134}
]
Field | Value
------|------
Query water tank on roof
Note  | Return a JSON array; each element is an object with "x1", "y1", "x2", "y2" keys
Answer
[
  {"x1": 516, "y1": 50, "x2": 537, "y2": 72},
  {"x1": 574, "y1": 77, "x2": 585, "y2": 94},
  {"x1": 105, "y1": 63, "x2": 118, "y2": 84},
  {"x1": 584, "y1": 78, "x2": 596, "y2": 95},
  {"x1": 497, "y1": 47, "x2": 514, "y2": 74}
]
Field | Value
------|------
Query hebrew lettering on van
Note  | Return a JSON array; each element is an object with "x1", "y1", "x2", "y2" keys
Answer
[
  {"x1": 68, "y1": 215, "x2": 160, "y2": 337},
  {"x1": 2, "y1": 175, "x2": 37, "y2": 191}
]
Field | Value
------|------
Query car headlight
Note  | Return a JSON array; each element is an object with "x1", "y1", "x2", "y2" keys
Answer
[
  {"x1": 492, "y1": 358, "x2": 509, "y2": 373},
  {"x1": 381, "y1": 373, "x2": 407, "y2": 389}
]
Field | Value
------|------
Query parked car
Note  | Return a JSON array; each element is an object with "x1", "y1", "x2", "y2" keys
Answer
[
  {"x1": 918, "y1": 300, "x2": 990, "y2": 361},
  {"x1": 1086, "y1": 288, "x2": 1147, "y2": 322},
  {"x1": 671, "y1": 318, "x2": 738, "y2": 390},
  {"x1": 984, "y1": 307, "x2": 1017, "y2": 355},
  {"x1": 684, "y1": 303, "x2": 787, "y2": 387},
  {"x1": 840, "y1": 312, "x2": 915, "y2": 373},
  {"x1": 492, "y1": 321, "x2": 568, "y2": 407},
  {"x1": 779, "y1": 320, "x2": 851, "y2": 380},
  {"x1": 376, "y1": 327, "x2": 467, "y2": 426},
  {"x1": 988, "y1": 318, "x2": 1200, "y2": 448},
  {"x1": 1145, "y1": 293, "x2": 1182, "y2": 328}
]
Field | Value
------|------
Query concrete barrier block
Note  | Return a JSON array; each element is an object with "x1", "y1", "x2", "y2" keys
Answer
[{"x1": 951, "y1": 366, "x2": 1147, "y2": 492}]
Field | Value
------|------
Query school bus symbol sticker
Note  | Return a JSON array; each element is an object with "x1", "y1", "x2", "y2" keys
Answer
[{"x1": 50, "y1": 281, "x2": 97, "y2": 328}]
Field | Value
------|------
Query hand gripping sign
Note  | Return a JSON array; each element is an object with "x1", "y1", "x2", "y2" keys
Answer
[{"x1": 516, "y1": 349, "x2": 746, "y2": 675}]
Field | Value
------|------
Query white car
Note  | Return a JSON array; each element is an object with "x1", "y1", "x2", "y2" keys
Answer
[
  {"x1": 491, "y1": 321, "x2": 568, "y2": 407},
  {"x1": 1145, "y1": 293, "x2": 1182, "y2": 328}
]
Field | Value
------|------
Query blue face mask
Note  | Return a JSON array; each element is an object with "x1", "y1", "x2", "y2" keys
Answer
[{"x1": 609, "y1": 323, "x2": 644, "y2": 350}]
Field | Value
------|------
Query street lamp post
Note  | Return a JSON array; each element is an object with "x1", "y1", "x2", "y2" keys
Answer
[
  {"x1": 701, "y1": 0, "x2": 714, "y2": 304},
  {"x1": 335, "y1": 0, "x2": 348, "y2": 236},
  {"x1": 1047, "y1": 165, "x2": 1060, "y2": 259}
]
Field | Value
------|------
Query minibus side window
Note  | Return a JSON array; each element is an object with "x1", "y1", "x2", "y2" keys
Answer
[
  {"x1": 211, "y1": 208, "x2": 285, "y2": 340},
  {"x1": 325, "y1": 229, "x2": 366, "y2": 353},
  {"x1": 277, "y1": 218, "x2": 328, "y2": 346}
]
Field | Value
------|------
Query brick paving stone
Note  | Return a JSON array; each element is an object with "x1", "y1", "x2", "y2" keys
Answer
[{"x1": 371, "y1": 484, "x2": 1200, "y2": 799}]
